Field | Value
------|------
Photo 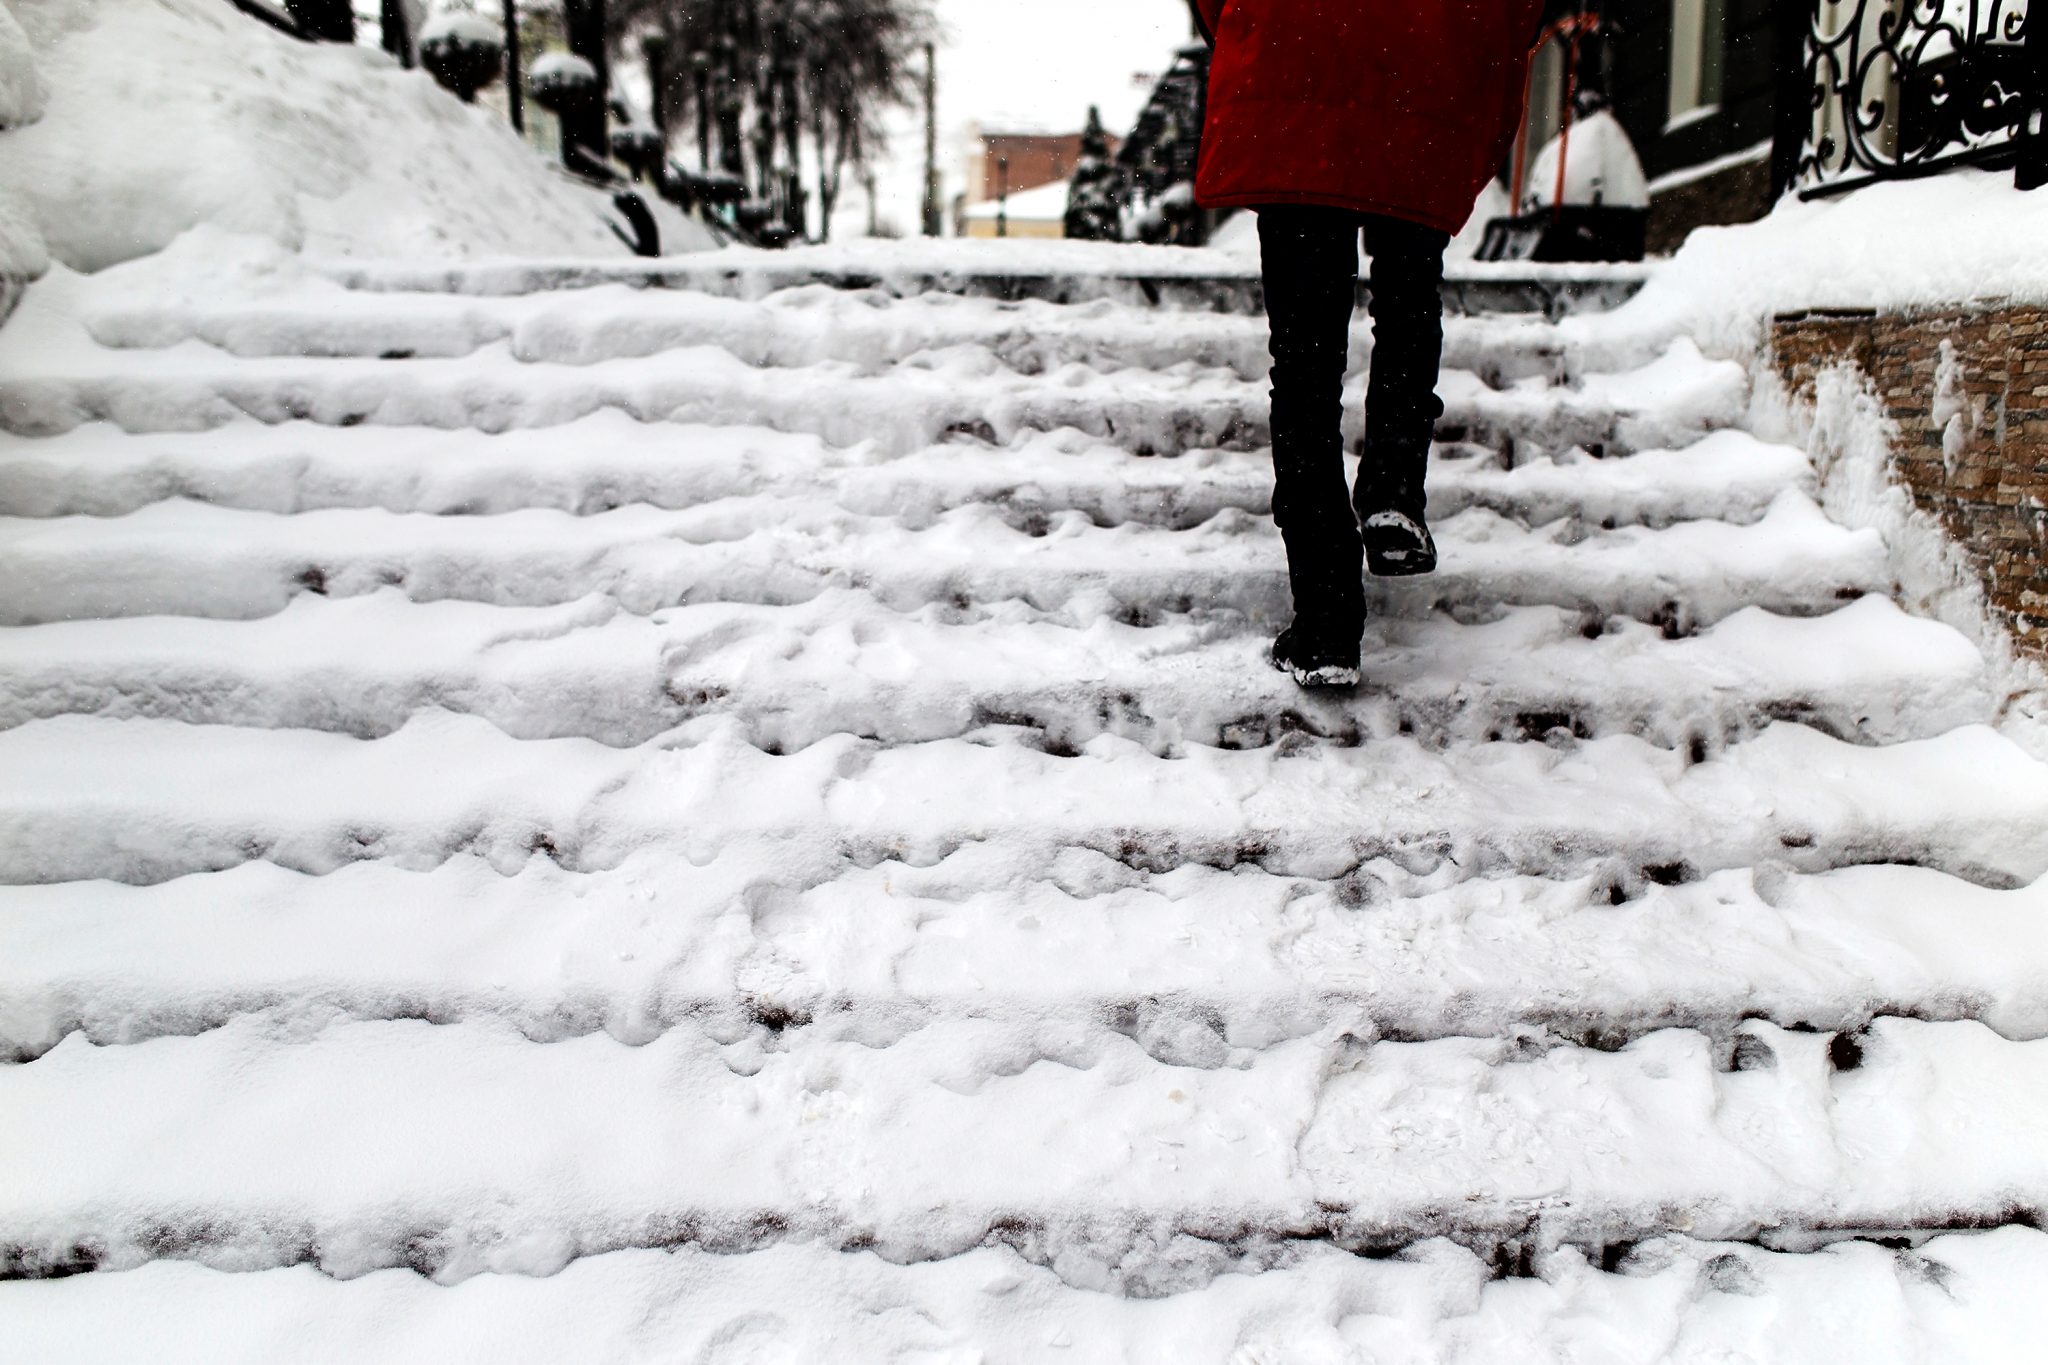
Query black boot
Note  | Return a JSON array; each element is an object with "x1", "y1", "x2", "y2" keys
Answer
[
  {"x1": 1270, "y1": 621, "x2": 1362, "y2": 688},
  {"x1": 1353, "y1": 451, "x2": 1438, "y2": 577},
  {"x1": 1356, "y1": 213, "x2": 1449, "y2": 578},
  {"x1": 1270, "y1": 510, "x2": 1364, "y2": 689}
]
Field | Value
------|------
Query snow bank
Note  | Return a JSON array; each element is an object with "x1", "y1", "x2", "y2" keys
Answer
[
  {"x1": 1620, "y1": 170, "x2": 2048, "y2": 357},
  {"x1": 1571, "y1": 171, "x2": 2048, "y2": 757},
  {"x1": 0, "y1": 0, "x2": 630, "y2": 271}
]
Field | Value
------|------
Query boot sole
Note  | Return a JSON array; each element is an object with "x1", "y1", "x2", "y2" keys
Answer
[
  {"x1": 1290, "y1": 662, "x2": 1362, "y2": 689},
  {"x1": 1367, "y1": 548, "x2": 1438, "y2": 577},
  {"x1": 1268, "y1": 648, "x2": 1361, "y2": 689}
]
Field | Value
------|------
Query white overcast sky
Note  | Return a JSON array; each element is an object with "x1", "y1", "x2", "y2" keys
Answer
[{"x1": 856, "y1": 0, "x2": 1196, "y2": 235}]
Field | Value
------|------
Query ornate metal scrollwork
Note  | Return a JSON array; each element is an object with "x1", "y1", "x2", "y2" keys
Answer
[{"x1": 1795, "y1": 0, "x2": 2037, "y2": 196}]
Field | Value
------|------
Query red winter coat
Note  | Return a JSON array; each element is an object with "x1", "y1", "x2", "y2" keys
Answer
[{"x1": 1193, "y1": 0, "x2": 1546, "y2": 234}]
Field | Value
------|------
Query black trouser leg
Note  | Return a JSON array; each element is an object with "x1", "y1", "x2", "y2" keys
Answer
[
  {"x1": 1257, "y1": 205, "x2": 1364, "y2": 635},
  {"x1": 1357, "y1": 214, "x2": 1450, "y2": 520}
]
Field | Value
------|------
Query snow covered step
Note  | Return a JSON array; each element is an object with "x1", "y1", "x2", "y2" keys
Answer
[
  {"x1": 0, "y1": 591, "x2": 1981, "y2": 751},
  {"x1": 5, "y1": 1230, "x2": 2043, "y2": 1365},
  {"x1": 85, "y1": 283, "x2": 1283, "y2": 375},
  {"x1": 321, "y1": 248, "x2": 1280, "y2": 312},
  {"x1": 0, "y1": 340, "x2": 1745, "y2": 458},
  {"x1": 655, "y1": 592, "x2": 1987, "y2": 753},
  {"x1": 3, "y1": 1013, "x2": 2043, "y2": 1280},
  {"x1": 0, "y1": 418, "x2": 1809, "y2": 533},
  {"x1": 81, "y1": 282, "x2": 1595, "y2": 385},
  {"x1": 2, "y1": 711, "x2": 2044, "y2": 887},
  {"x1": 6, "y1": 853, "x2": 2045, "y2": 1060},
  {"x1": 0, "y1": 490, "x2": 1885, "y2": 629},
  {"x1": 313, "y1": 248, "x2": 1654, "y2": 317}
]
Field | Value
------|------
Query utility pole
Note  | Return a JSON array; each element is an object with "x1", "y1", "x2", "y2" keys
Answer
[
  {"x1": 921, "y1": 42, "x2": 942, "y2": 236},
  {"x1": 996, "y1": 154, "x2": 1009, "y2": 238}
]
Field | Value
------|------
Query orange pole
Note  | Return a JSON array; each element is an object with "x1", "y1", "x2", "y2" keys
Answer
[
  {"x1": 1552, "y1": 30, "x2": 1578, "y2": 223},
  {"x1": 1514, "y1": 14, "x2": 1601, "y2": 216},
  {"x1": 1511, "y1": 57, "x2": 1537, "y2": 209}
]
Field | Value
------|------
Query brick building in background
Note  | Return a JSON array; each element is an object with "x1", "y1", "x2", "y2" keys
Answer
[{"x1": 967, "y1": 126, "x2": 1121, "y2": 207}]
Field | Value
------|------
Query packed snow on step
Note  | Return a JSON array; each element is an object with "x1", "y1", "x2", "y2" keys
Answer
[
  {"x1": 5, "y1": 852, "x2": 2048, "y2": 1062},
  {"x1": 9, "y1": 1230, "x2": 2046, "y2": 1365},
  {"x1": 7, "y1": 168, "x2": 2048, "y2": 1357},
  {"x1": 0, "y1": 256, "x2": 1746, "y2": 454}
]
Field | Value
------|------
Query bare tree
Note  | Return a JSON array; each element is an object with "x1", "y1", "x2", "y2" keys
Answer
[{"x1": 610, "y1": 0, "x2": 930, "y2": 239}]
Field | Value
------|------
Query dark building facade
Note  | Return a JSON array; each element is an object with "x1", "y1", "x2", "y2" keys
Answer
[
  {"x1": 1147, "y1": 2, "x2": 2036, "y2": 254},
  {"x1": 1552, "y1": 0, "x2": 2042, "y2": 251},
  {"x1": 1535, "y1": 0, "x2": 1792, "y2": 252}
]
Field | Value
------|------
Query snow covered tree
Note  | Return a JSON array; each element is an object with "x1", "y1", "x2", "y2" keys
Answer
[
  {"x1": 1064, "y1": 106, "x2": 1124, "y2": 242},
  {"x1": 606, "y1": 0, "x2": 930, "y2": 240}
]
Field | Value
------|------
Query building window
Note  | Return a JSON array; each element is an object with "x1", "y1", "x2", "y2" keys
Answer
[{"x1": 1668, "y1": 0, "x2": 1727, "y2": 128}]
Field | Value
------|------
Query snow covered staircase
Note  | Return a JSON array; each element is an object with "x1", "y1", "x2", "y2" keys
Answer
[{"x1": 3, "y1": 247, "x2": 2047, "y2": 1359}]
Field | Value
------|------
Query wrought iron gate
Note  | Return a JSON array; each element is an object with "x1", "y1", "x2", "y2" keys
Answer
[{"x1": 1786, "y1": 0, "x2": 2045, "y2": 196}]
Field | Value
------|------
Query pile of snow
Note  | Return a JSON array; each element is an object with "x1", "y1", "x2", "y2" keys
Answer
[{"x1": 0, "y1": 0, "x2": 633, "y2": 271}]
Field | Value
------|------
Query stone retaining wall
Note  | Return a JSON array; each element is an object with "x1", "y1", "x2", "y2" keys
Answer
[{"x1": 1773, "y1": 305, "x2": 2048, "y2": 659}]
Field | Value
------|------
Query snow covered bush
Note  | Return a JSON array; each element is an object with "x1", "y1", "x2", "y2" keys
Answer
[
  {"x1": 418, "y1": 10, "x2": 504, "y2": 104},
  {"x1": 528, "y1": 50, "x2": 600, "y2": 111},
  {"x1": 0, "y1": 0, "x2": 629, "y2": 270}
]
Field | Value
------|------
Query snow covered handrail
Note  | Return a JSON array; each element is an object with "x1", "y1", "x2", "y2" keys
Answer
[{"x1": 1791, "y1": 0, "x2": 2046, "y2": 196}]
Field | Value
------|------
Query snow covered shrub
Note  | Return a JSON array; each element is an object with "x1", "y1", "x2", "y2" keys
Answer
[
  {"x1": 611, "y1": 125, "x2": 665, "y2": 181},
  {"x1": 419, "y1": 10, "x2": 503, "y2": 104},
  {"x1": 527, "y1": 50, "x2": 599, "y2": 113}
]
